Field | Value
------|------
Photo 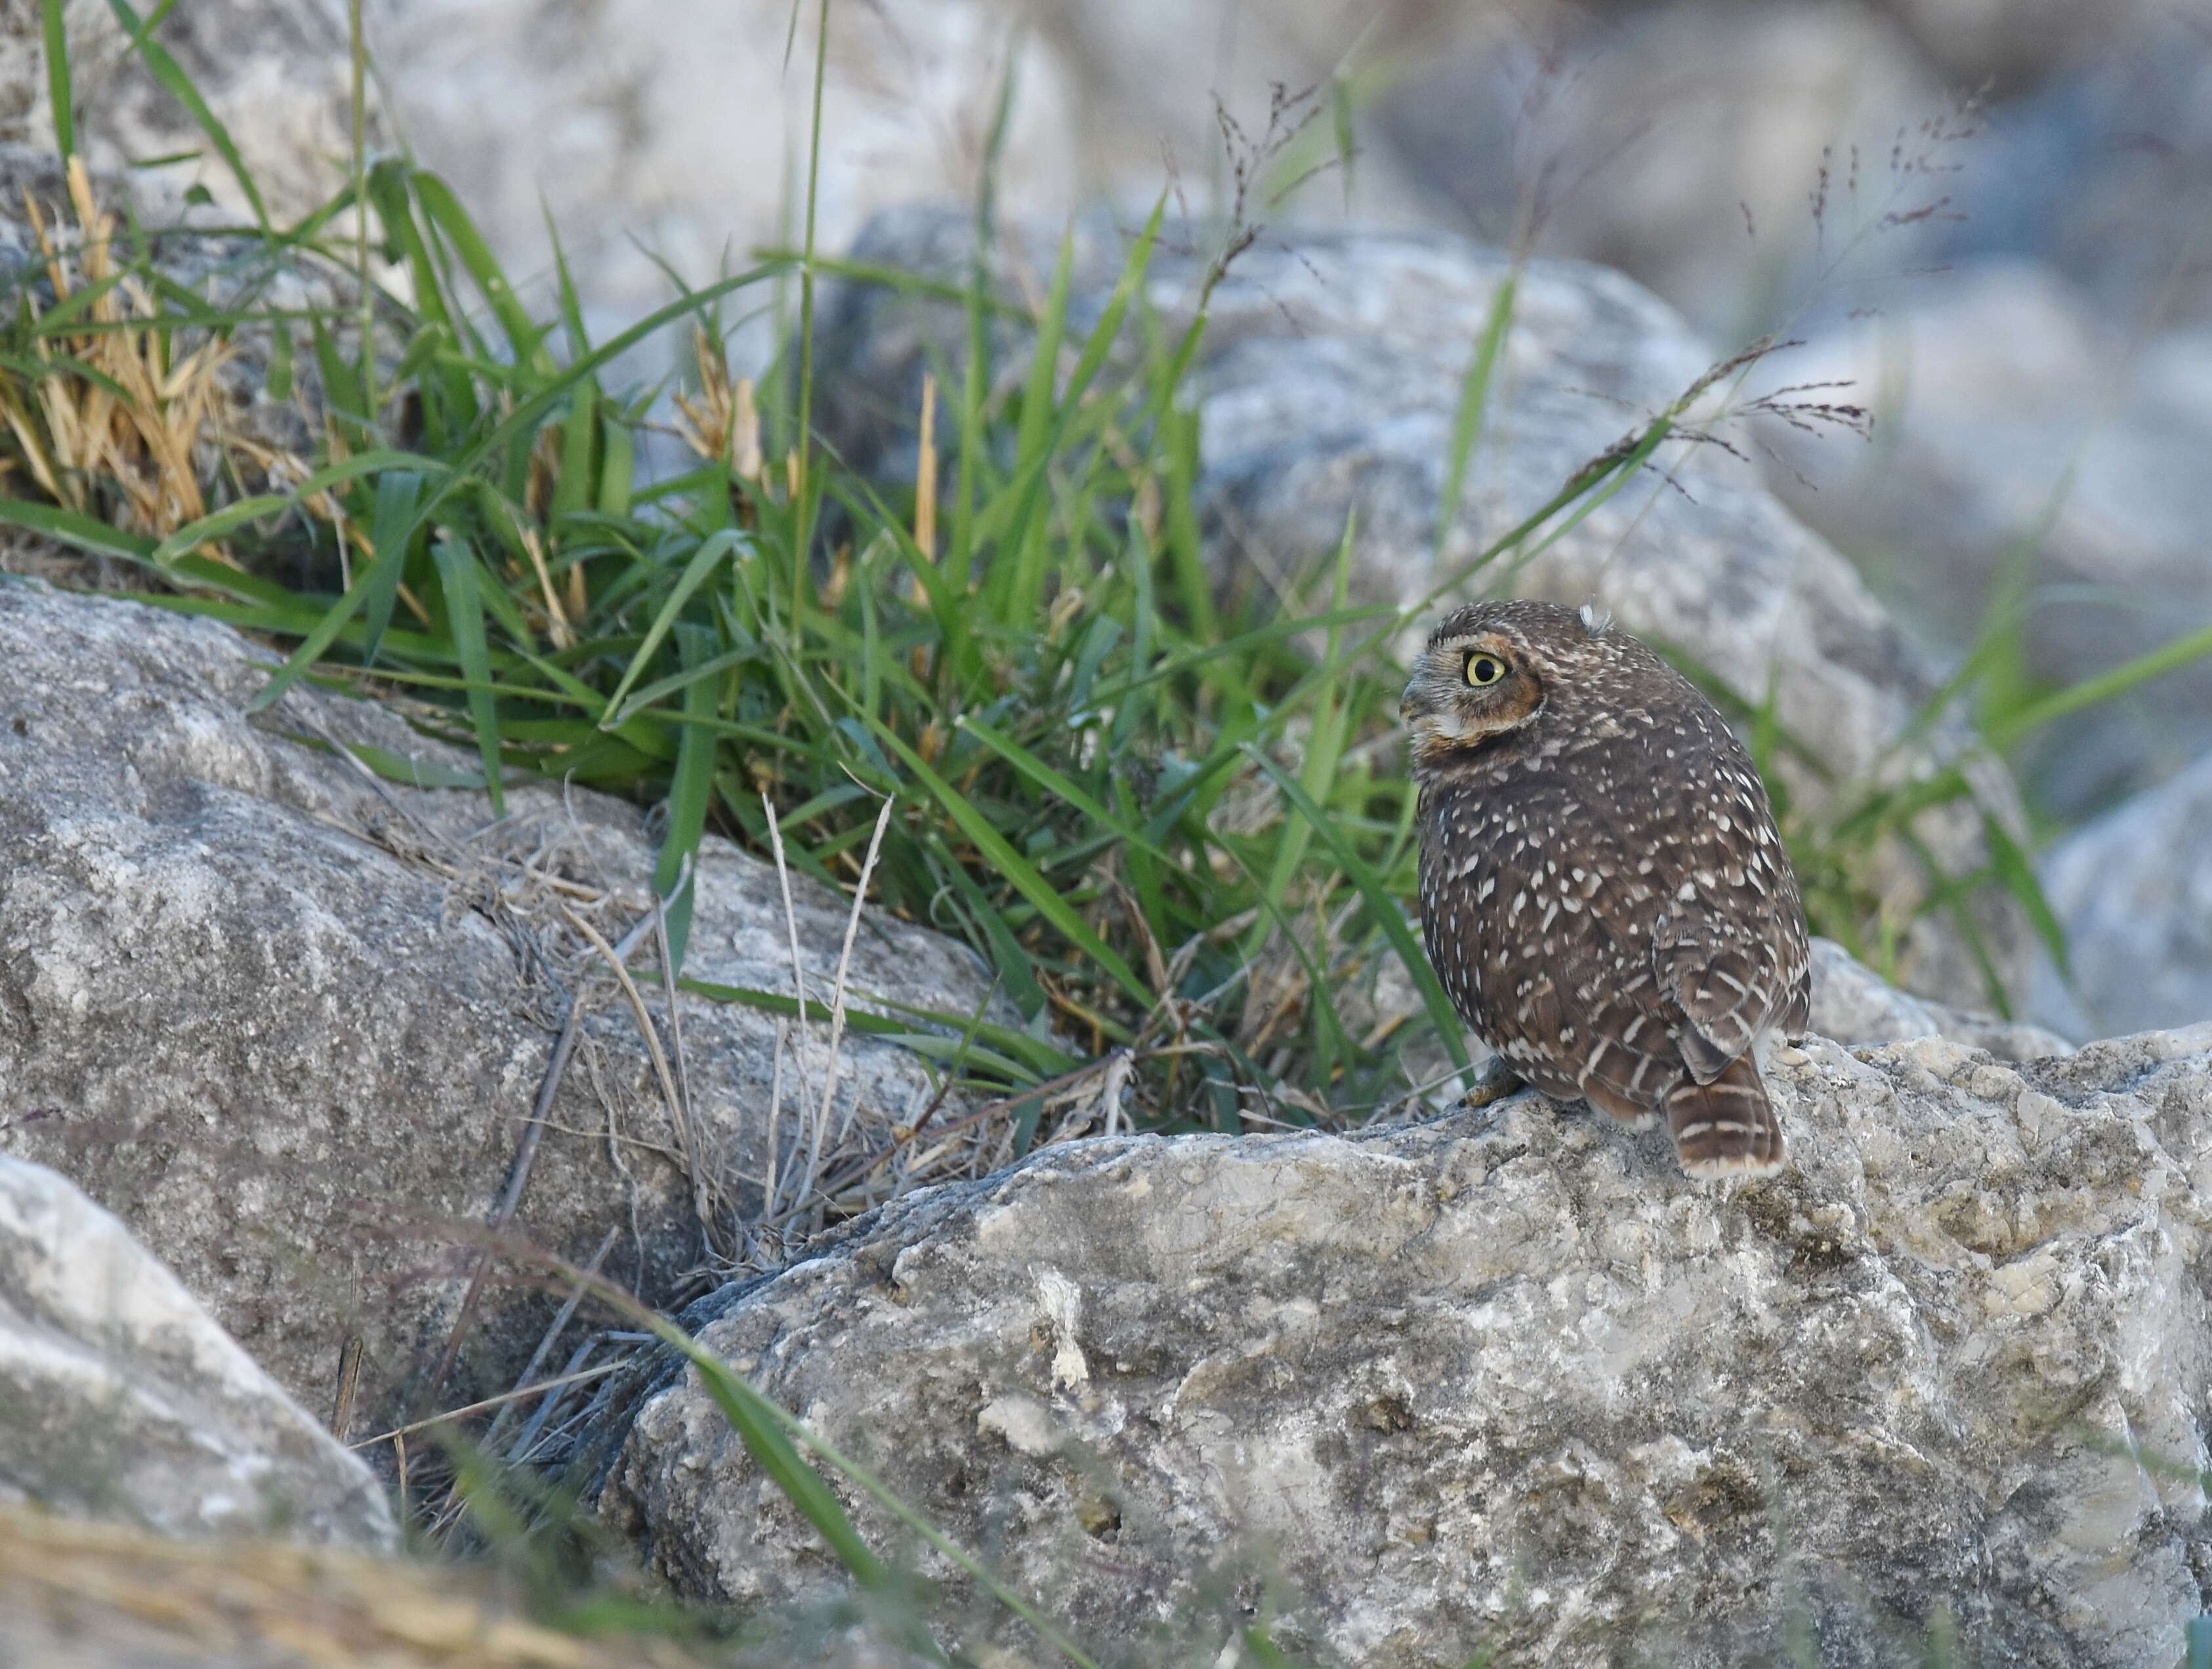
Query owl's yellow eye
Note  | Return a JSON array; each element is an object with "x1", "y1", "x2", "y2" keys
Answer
[{"x1": 1465, "y1": 652, "x2": 1507, "y2": 688}]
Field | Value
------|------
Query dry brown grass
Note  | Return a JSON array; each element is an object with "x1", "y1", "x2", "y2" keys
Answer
[
  {"x1": 671, "y1": 321, "x2": 764, "y2": 484},
  {"x1": 0, "y1": 159, "x2": 239, "y2": 548},
  {"x1": 0, "y1": 1505, "x2": 707, "y2": 1669}
]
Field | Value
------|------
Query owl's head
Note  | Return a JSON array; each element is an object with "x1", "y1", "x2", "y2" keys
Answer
[{"x1": 1400, "y1": 598, "x2": 1609, "y2": 775}]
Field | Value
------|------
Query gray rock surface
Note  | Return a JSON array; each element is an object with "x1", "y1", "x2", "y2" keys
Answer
[
  {"x1": 1868, "y1": 0, "x2": 2149, "y2": 88},
  {"x1": 0, "y1": 1155, "x2": 394, "y2": 1548},
  {"x1": 817, "y1": 210, "x2": 2039, "y2": 1014},
  {"x1": 2034, "y1": 749, "x2": 2212, "y2": 1039},
  {"x1": 0, "y1": 579, "x2": 1004, "y2": 1422},
  {"x1": 602, "y1": 1022, "x2": 2212, "y2": 1668},
  {"x1": 1766, "y1": 261, "x2": 2212, "y2": 816},
  {"x1": 1380, "y1": 0, "x2": 1951, "y2": 344},
  {"x1": 2, "y1": 1, "x2": 364, "y2": 230},
  {"x1": 1808, "y1": 936, "x2": 2073, "y2": 1061}
]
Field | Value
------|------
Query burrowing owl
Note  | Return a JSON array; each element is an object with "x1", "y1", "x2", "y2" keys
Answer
[{"x1": 1402, "y1": 599, "x2": 1810, "y2": 1178}]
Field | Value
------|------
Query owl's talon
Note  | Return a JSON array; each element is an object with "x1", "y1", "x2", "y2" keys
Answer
[{"x1": 1457, "y1": 1056, "x2": 1526, "y2": 1111}]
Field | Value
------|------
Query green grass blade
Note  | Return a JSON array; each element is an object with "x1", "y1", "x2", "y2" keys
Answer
[
  {"x1": 412, "y1": 170, "x2": 546, "y2": 369},
  {"x1": 642, "y1": 1330, "x2": 896, "y2": 1597},
  {"x1": 606, "y1": 1293, "x2": 1104, "y2": 1669},
  {"x1": 871, "y1": 721, "x2": 1155, "y2": 1013},
  {"x1": 42, "y1": 0, "x2": 73, "y2": 158},
  {"x1": 0, "y1": 495, "x2": 155, "y2": 564},
  {"x1": 1983, "y1": 620, "x2": 2212, "y2": 752},
  {"x1": 932, "y1": 846, "x2": 1048, "y2": 1023},
  {"x1": 1419, "y1": 414, "x2": 1676, "y2": 611},
  {"x1": 245, "y1": 264, "x2": 787, "y2": 714},
  {"x1": 673, "y1": 976, "x2": 1065, "y2": 1082},
  {"x1": 607, "y1": 644, "x2": 759, "y2": 726},
  {"x1": 108, "y1": 0, "x2": 269, "y2": 230},
  {"x1": 786, "y1": 0, "x2": 834, "y2": 628},
  {"x1": 362, "y1": 468, "x2": 423, "y2": 665},
  {"x1": 999, "y1": 223, "x2": 1075, "y2": 617},
  {"x1": 653, "y1": 626, "x2": 719, "y2": 973},
  {"x1": 982, "y1": 196, "x2": 1166, "y2": 562},
  {"x1": 1436, "y1": 272, "x2": 1516, "y2": 560},
  {"x1": 1242, "y1": 743, "x2": 1472, "y2": 1076},
  {"x1": 597, "y1": 529, "x2": 743, "y2": 724},
  {"x1": 956, "y1": 717, "x2": 1177, "y2": 869},
  {"x1": 303, "y1": 737, "x2": 490, "y2": 791},
  {"x1": 1161, "y1": 403, "x2": 1216, "y2": 642},
  {"x1": 432, "y1": 539, "x2": 504, "y2": 816},
  {"x1": 1252, "y1": 522, "x2": 1358, "y2": 953},
  {"x1": 596, "y1": 404, "x2": 635, "y2": 515},
  {"x1": 148, "y1": 495, "x2": 286, "y2": 565},
  {"x1": 1978, "y1": 807, "x2": 2070, "y2": 983},
  {"x1": 696, "y1": 1357, "x2": 1099, "y2": 1669}
]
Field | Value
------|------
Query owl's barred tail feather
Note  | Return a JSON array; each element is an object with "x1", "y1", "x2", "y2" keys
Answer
[{"x1": 1665, "y1": 1054, "x2": 1784, "y2": 1179}]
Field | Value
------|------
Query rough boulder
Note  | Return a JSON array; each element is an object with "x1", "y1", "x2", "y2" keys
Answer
[{"x1": 601, "y1": 1023, "x2": 2212, "y2": 1667}]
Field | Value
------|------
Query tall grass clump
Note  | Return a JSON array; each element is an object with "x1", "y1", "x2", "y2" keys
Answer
[
  {"x1": 15, "y1": 0, "x2": 2212, "y2": 1131},
  {"x1": 1, "y1": 48, "x2": 1490, "y2": 1148}
]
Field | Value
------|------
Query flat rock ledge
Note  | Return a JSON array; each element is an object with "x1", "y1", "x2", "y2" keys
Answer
[{"x1": 602, "y1": 1023, "x2": 2212, "y2": 1668}]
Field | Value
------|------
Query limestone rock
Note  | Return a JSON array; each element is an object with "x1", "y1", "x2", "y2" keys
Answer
[
  {"x1": 1808, "y1": 936, "x2": 2073, "y2": 1060},
  {"x1": 0, "y1": 1156, "x2": 393, "y2": 1548},
  {"x1": 1765, "y1": 261, "x2": 2212, "y2": 815},
  {"x1": 0, "y1": 580, "x2": 1003, "y2": 1423},
  {"x1": 2034, "y1": 750, "x2": 2212, "y2": 1039},
  {"x1": 600, "y1": 1022, "x2": 2212, "y2": 1666},
  {"x1": 1379, "y1": 0, "x2": 1950, "y2": 344},
  {"x1": 816, "y1": 210, "x2": 2039, "y2": 1013},
  {"x1": 1869, "y1": 0, "x2": 2151, "y2": 88},
  {"x1": 0, "y1": 1, "x2": 365, "y2": 231}
]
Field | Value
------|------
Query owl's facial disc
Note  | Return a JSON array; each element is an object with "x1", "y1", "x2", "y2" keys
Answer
[{"x1": 1400, "y1": 631, "x2": 1545, "y2": 767}]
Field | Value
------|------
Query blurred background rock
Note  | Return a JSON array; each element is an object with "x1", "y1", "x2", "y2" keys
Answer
[{"x1": 5, "y1": 0, "x2": 2208, "y2": 1034}]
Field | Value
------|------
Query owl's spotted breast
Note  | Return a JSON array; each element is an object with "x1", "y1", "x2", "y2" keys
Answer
[{"x1": 1403, "y1": 599, "x2": 1811, "y2": 1180}]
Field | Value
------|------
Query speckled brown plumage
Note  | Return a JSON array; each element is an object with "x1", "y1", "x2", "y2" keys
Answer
[{"x1": 1401, "y1": 599, "x2": 1811, "y2": 1178}]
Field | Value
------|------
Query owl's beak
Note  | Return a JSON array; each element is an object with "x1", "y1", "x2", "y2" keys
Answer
[{"x1": 1399, "y1": 679, "x2": 1425, "y2": 726}]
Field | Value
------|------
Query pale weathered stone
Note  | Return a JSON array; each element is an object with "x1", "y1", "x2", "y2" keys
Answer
[
  {"x1": 816, "y1": 210, "x2": 2040, "y2": 1014},
  {"x1": 0, "y1": 580, "x2": 1004, "y2": 1423},
  {"x1": 1381, "y1": 0, "x2": 1951, "y2": 342},
  {"x1": 2034, "y1": 750, "x2": 2212, "y2": 1039},
  {"x1": 600, "y1": 1023, "x2": 2212, "y2": 1667},
  {"x1": 1766, "y1": 261, "x2": 2212, "y2": 815},
  {"x1": 0, "y1": 1, "x2": 365, "y2": 230},
  {"x1": 0, "y1": 1156, "x2": 394, "y2": 1548},
  {"x1": 1809, "y1": 936, "x2": 2073, "y2": 1060}
]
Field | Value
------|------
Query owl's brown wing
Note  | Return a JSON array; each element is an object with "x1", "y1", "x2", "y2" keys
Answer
[
  {"x1": 1653, "y1": 913, "x2": 1795, "y2": 1082},
  {"x1": 1646, "y1": 800, "x2": 1811, "y2": 1082}
]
